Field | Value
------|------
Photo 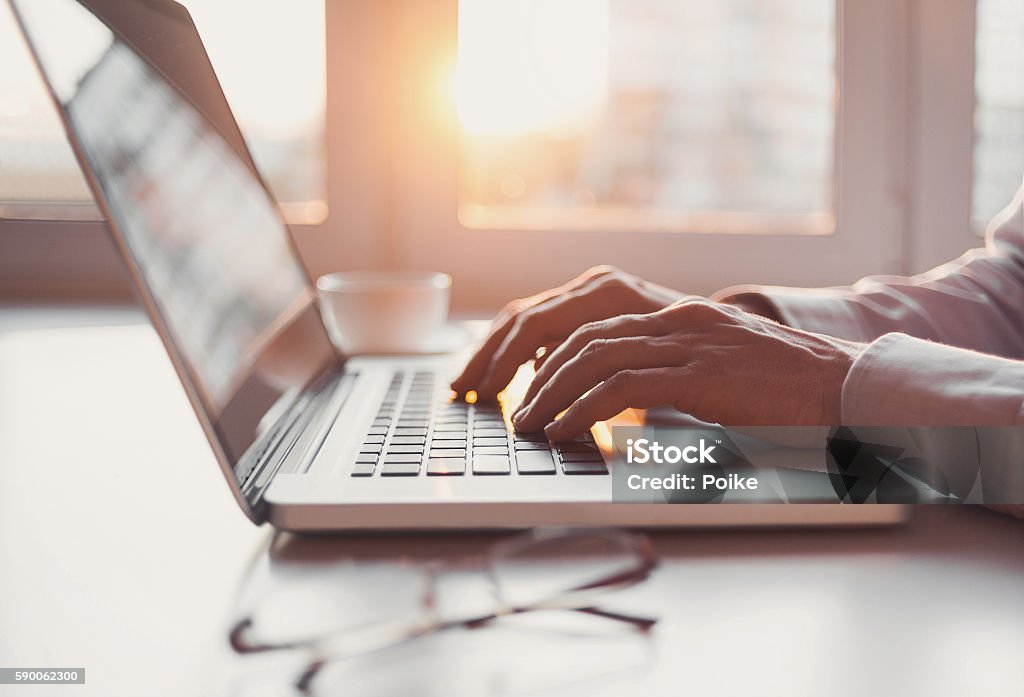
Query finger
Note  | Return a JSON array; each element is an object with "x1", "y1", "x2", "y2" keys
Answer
[
  {"x1": 451, "y1": 267, "x2": 618, "y2": 393},
  {"x1": 514, "y1": 337, "x2": 686, "y2": 432},
  {"x1": 544, "y1": 367, "x2": 686, "y2": 441},
  {"x1": 475, "y1": 294, "x2": 580, "y2": 399},
  {"x1": 518, "y1": 312, "x2": 667, "y2": 408},
  {"x1": 450, "y1": 305, "x2": 521, "y2": 394},
  {"x1": 475, "y1": 272, "x2": 633, "y2": 398}
]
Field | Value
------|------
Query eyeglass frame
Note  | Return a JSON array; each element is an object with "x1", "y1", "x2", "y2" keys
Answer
[{"x1": 228, "y1": 527, "x2": 660, "y2": 694}]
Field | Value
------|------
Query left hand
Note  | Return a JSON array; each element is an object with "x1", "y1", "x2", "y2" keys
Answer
[{"x1": 512, "y1": 300, "x2": 865, "y2": 440}]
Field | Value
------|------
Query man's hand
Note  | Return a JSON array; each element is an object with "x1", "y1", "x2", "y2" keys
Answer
[
  {"x1": 512, "y1": 300, "x2": 865, "y2": 440},
  {"x1": 451, "y1": 266, "x2": 685, "y2": 399}
]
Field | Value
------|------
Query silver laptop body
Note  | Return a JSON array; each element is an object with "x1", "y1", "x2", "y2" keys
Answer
[{"x1": 11, "y1": 0, "x2": 907, "y2": 530}]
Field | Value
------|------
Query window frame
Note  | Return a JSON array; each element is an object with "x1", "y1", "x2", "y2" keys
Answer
[
  {"x1": 905, "y1": 0, "x2": 981, "y2": 273},
  {"x1": 0, "y1": 0, "x2": 343, "y2": 300},
  {"x1": 369, "y1": 0, "x2": 913, "y2": 311},
  {"x1": 1, "y1": 0, "x2": 989, "y2": 311}
]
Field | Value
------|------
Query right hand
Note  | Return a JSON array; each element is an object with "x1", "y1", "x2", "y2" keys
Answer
[{"x1": 451, "y1": 266, "x2": 685, "y2": 400}]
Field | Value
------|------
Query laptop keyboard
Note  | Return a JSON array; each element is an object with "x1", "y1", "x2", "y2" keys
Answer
[{"x1": 351, "y1": 370, "x2": 607, "y2": 477}]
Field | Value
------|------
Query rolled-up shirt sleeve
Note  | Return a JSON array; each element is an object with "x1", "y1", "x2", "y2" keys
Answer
[
  {"x1": 713, "y1": 186, "x2": 1024, "y2": 359},
  {"x1": 711, "y1": 186, "x2": 1024, "y2": 503},
  {"x1": 842, "y1": 333, "x2": 1024, "y2": 426},
  {"x1": 712, "y1": 185, "x2": 1024, "y2": 428}
]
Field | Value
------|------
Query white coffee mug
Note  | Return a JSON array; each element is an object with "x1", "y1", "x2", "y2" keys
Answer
[{"x1": 316, "y1": 270, "x2": 452, "y2": 354}]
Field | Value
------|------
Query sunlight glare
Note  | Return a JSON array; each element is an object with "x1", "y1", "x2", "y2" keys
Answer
[{"x1": 453, "y1": 0, "x2": 609, "y2": 137}]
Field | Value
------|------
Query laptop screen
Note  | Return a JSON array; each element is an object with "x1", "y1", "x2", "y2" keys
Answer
[{"x1": 12, "y1": 0, "x2": 339, "y2": 476}]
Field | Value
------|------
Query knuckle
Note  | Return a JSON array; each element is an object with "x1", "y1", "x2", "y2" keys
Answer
[
  {"x1": 606, "y1": 369, "x2": 637, "y2": 392},
  {"x1": 568, "y1": 319, "x2": 608, "y2": 349},
  {"x1": 680, "y1": 300, "x2": 722, "y2": 322},
  {"x1": 579, "y1": 337, "x2": 609, "y2": 359},
  {"x1": 502, "y1": 298, "x2": 526, "y2": 316},
  {"x1": 598, "y1": 273, "x2": 628, "y2": 291},
  {"x1": 571, "y1": 319, "x2": 603, "y2": 341},
  {"x1": 590, "y1": 264, "x2": 620, "y2": 276}
]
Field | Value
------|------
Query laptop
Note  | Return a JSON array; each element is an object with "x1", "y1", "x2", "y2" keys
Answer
[{"x1": 11, "y1": 0, "x2": 907, "y2": 530}]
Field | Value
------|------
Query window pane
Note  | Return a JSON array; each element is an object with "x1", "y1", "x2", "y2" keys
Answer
[
  {"x1": 455, "y1": 0, "x2": 836, "y2": 232},
  {"x1": 0, "y1": 0, "x2": 325, "y2": 221},
  {"x1": 973, "y1": 0, "x2": 1024, "y2": 228}
]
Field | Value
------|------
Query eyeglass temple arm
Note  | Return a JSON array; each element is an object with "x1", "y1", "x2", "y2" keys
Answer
[
  {"x1": 573, "y1": 606, "x2": 658, "y2": 630},
  {"x1": 229, "y1": 617, "x2": 313, "y2": 654}
]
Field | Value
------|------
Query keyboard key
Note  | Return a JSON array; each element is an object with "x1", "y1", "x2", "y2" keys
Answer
[
  {"x1": 387, "y1": 445, "x2": 424, "y2": 455},
  {"x1": 472, "y1": 437, "x2": 508, "y2": 447},
  {"x1": 472, "y1": 455, "x2": 511, "y2": 475},
  {"x1": 355, "y1": 453, "x2": 378, "y2": 464},
  {"x1": 430, "y1": 439, "x2": 467, "y2": 449},
  {"x1": 394, "y1": 427, "x2": 428, "y2": 436},
  {"x1": 429, "y1": 448, "x2": 466, "y2": 459},
  {"x1": 351, "y1": 462, "x2": 376, "y2": 476},
  {"x1": 363, "y1": 435, "x2": 385, "y2": 445},
  {"x1": 514, "y1": 441, "x2": 552, "y2": 451},
  {"x1": 473, "y1": 428, "x2": 508, "y2": 439},
  {"x1": 431, "y1": 431, "x2": 467, "y2": 440},
  {"x1": 515, "y1": 450, "x2": 557, "y2": 474},
  {"x1": 427, "y1": 459, "x2": 465, "y2": 475},
  {"x1": 473, "y1": 446, "x2": 509, "y2": 456},
  {"x1": 384, "y1": 453, "x2": 422, "y2": 464},
  {"x1": 471, "y1": 415, "x2": 503, "y2": 427},
  {"x1": 398, "y1": 417, "x2": 429, "y2": 425},
  {"x1": 513, "y1": 432, "x2": 548, "y2": 443},
  {"x1": 555, "y1": 442, "x2": 600, "y2": 453},
  {"x1": 435, "y1": 415, "x2": 468, "y2": 424},
  {"x1": 562, "y1": 460, "x2": 608, "y2": 475},
  {"x1": 474, "y1": 417, "x2": 505, "y2": 426},
  {"x1": 367, "y1": 426, "x2": 389, "y2": 436},
  {"x1": 359, "y1": 444, "x2": 383, "y2": 454},
  {"x1": 559, "y1": 451, "x2": 604, "y2": 463},
  {"x1": 382, "y1": 461, "x2": 421, "y2": 476},
  {"x1": 434, "y1": 423, "x2": 467, "y2": 432},
  {"x1": 391, "y1": 435, "x2": 426, "y2": 445}
]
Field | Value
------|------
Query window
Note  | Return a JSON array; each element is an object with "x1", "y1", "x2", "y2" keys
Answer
[
  {"x1": 0, "y1": 0, "x2": 326, "y2": 222},
  {"x1": 454, "y1": 0, "x2": 836, "y2": 233},
  {"x1": 972, "y1": 0, "x2": 1024, "y2": 228}
]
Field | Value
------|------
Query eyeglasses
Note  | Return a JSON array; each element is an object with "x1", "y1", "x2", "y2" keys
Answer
[{"x1": 228, "y1": 528, "x2": 659, "y2": 694}]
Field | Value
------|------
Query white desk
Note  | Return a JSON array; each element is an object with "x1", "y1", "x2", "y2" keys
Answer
[{"x1": 1, "y1": 308, "x2": 1022, "y2": 696}]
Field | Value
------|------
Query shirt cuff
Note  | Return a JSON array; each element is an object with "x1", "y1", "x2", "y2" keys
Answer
[
  {"x1": 712, "y1": 284, "x2": 875, "y2": 341},
  {"x1": 842, "y1": 333, "x2": 1024, "y2": 426}
]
